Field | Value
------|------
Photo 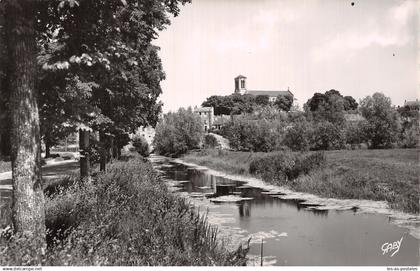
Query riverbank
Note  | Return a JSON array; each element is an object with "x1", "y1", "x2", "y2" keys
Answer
[
  {"x1": 1, "y1": 156, "x2": 248, "y2": 265},
  {"x1": 175, "y1": 153, "x2": 420, "y2": 240},
  {"x1": 181, "y1": 149, "x2": 419, "y2": 214}
]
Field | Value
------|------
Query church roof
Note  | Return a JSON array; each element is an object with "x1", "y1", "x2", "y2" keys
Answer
[
  {"x1": 235, "y1": 75, "x2": 247, "y2": 79},
  {"x1": 244, "y1": 90, "x2": 293, "y2": 97}
]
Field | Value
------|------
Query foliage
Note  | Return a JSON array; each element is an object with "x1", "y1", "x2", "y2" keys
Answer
[
  {"x1": 221, "y1": 115, "x2": 284, "y2": 152},
  {"x1": 359, "y1": 93, "x2": 399, "y2": 148},
  {"x1": 344, "y1": 121, "x2": 366, "y2": 149},
  {"x1": 132, "y1": 134, "x2": 150, "y2": 157},
  {"x1": 249, "y1": 152, "x2": 325, "y2": 185},
  {"x1": 203, "y1": 134, "x2": 220, "y2": 149},
  {"x1": 183, "y1": 148, "x2": 419, "y2": 214},
  {"x1": 304, "y1": 89, "x2": 356, "y2": 124},
  {"x1": 201, "y1": 94, "x2": 256, "y2": 115},
  {"x1": 282, "y1": 121, "x2": 312, "y2": 151},
  {"x1": 274, "y1": 95, "x2": 293, "y2": 112},
  {"x1": 154, "y1": 108, "x2": 204, "y2": 157},
  {"x1": 255, "y1": 95, "x2": 270, "y2": 106},
  {"x1": 310, "y1": 121, "x2": 346, "y2": 151},
  {"x1": 343, "y1": 96, "x2": 358, "y2": 110},
  {"x1": 398, "y1": 125, "x2": 419, "y2": 148},
  {"x1": 1, "y1": 158, "x2": 249, "y2": 265}
]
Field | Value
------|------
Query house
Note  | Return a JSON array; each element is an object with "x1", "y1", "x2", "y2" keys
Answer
[
  {"x1": 234, "y1": 75, "x2": 293, "y2": 102},
  {"x1": 193, "y1": 106, "x2": 214, "y2": 131}
]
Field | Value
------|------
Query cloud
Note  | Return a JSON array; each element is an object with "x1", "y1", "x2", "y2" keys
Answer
[{"x1": 312, "y1": 0, "x2": 417, "y2": 62}]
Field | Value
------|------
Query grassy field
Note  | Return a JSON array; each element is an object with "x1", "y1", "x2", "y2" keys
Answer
[{"x1": 182, "y1": 149, "x2": 420, "y2": 214}]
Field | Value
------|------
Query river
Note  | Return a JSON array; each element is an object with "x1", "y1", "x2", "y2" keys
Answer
[{"x1": 151, "y1": 155, "x2": 419, "y2": 266}]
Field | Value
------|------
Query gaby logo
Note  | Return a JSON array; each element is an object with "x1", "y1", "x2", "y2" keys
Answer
[{"x1": 381, "y1": 236, "x2": 403, "y2": 257}]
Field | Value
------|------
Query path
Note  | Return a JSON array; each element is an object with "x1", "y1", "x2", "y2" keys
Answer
[{"x1": 0, "y1": 160, "x2": 79, "y2": 201}]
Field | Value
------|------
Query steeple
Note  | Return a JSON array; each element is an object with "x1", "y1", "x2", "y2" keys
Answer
[{"x1": 234, "y1": 75, "x2": 247, "y2": 94}]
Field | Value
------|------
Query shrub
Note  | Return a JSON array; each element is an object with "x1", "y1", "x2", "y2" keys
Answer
[
  {"x1": 344, "y1": 121, "x2": 366, "y2": 149},
  {"x1": 249, "y1": 151, "x2": 325, "y2": 185},
  {"x1": 221, "y1": 116, "x2": 283, "y2": 152},
  {"x1": 203, "y1": 134, "x2": 220, "y2": 149},
  {"x1": 132, "y1": 134, "x2": 150, "y2": 157},
  {"x1": 154, "y1": 108, "x2": 204, "y2": 157},
  {"x1": 398, "y1": 125, "x2": 419, "y2": 148},
  {"x1": 310, "y1": 121, "x2": 346, "y2": 150},
  {"x1": 282, "y1": 122, "x2": 312, "y2": 151}
]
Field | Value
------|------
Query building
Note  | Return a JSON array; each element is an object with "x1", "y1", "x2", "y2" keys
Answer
[
  {"x1": 193, "y1": 106, "x2": 214, "y2": 131},
  {"x1": 234, "y1": 75, "x2": 293, "y2": 102},
  {"x1": 404, "y1": 99, "x2": 420, "y2": 111}
]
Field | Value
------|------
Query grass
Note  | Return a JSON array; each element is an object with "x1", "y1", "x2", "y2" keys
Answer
[
  {"x1": 1, "y1": 156, "x2": 248, "y2": 266},
  {"x1": 182, "y1": 148, "x2": 420, "y2": 214}
]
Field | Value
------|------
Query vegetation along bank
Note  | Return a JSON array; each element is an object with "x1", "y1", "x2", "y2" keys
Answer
[
  {"x1": 0, "y1": 156, "x2": 248, "y2": 266},
  {"x1": 181, "y1": 148, "x2": 419, "y2": 214}
]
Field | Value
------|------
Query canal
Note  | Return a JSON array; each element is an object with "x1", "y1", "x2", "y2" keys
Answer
[{"x1": 151, "y1": 155, "x2": 419, "y2": 266}]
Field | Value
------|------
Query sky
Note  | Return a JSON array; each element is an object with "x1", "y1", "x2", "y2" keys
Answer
[{"x1": 154, "y1": 0, "x2": 419, "y2": 112}]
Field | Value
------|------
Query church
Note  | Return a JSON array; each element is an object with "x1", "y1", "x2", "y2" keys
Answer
[{"x1": 233, "y1": 75, "x2": 293, "y2": 102}]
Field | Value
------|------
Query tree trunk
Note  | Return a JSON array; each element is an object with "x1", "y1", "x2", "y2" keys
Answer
[
  {"x1": 45, "y1": 138, "x2": 51, "y2": 158},
  {"x1": 99, "y1": 132, "x2": 106, "y2": 172},
  {"x1": 6, "y1": 0, "x2": 45, "y2": 244},
  {"x1": 117, "y1": 148, "x2": 122, "y2": 160},
  {"x1": 79, "y1": 129, "x2": 90, "y2": 178},
  {"x1": 108, "y1": 136, "x2": 114, "y2": 162}
]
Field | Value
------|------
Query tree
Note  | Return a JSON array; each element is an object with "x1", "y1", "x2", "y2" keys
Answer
[
  {"x1": 132, "y1": 134, "x2": 150, "y2": 157},
  {"x1": 310, "y1": 121, "x2": 346, "y2": 150},
  {"x1": 359, "y1": 93, "x2": 399, "y2": 148},
  {"x1": 0, "y1": 0, "x2": 191, "y2": 255},
  {"x1": 275, "y1": 95, "x2": 293, "y2": 111},
  {"x1": 282, "y1": 121, "x2": 312, "y2": 151},
  {"x1": 2, "y1": 0, "x2": 46, "y2": 248},
  {"x1": 255, "y1": 95, "x2": 269, "y2": 106},
  {"x1": 153, "y1": 108, "x2": 204, "y2": 157},
  {"x1": 344, "y1": 96, "x2": 358, "y2": 110},
  {"x1": 304, "y1": 89, "x2": 352, "y2": 124}
]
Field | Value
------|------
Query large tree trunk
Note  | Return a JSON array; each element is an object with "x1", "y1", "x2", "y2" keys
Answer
[
  {"x1": 6, "y1": 0, "x2": 45, "y2": 244},
  {"x1": 79, "y1": 129, "x2": 90, "y2": 178}
]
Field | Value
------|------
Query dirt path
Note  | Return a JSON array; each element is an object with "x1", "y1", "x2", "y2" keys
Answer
[{"x1": 0, "y1": 160, "x2": 79, "y2": 192}]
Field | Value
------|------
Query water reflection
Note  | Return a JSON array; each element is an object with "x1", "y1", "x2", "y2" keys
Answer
[{"x1": 153, "y1": 159, "x2": 419, "y2": 266}]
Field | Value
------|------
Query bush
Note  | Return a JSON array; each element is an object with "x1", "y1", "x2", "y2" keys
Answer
[
  {"x1": 203, "y1": 134, "x2": 220, "y2": 149},
  {"x1": 398, "y1": 125, "x2": 419, "y2": 148},
  {"x1": 154, "y1": 108, "x2": 204, "y2": 157},
  {"x1": 221, "y1": 116, "x2": 283, "y2": 152},
  {"x1": 1, "y1": 158, "x2": 248, "y2": 265},
  {"x1": 249, "y1": 151, "x2": 325, "y2": 185},
  {"x1": 282, "y1": 122, "x2": 312, "y2": 151},
  {"x1": 310, "y1": 121, "x2": 346, "y2": 150},
  {"x1": 132, "y1": 134, "x2": 150, "y2": 157}
]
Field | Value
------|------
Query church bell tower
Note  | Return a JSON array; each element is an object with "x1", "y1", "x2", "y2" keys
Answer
[{"x1": 234, "y1": 75, "x2": 247, "y2": 95}]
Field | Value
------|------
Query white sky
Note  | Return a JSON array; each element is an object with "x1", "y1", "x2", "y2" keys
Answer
[{"x1": 154, "y1": 0, "x2": 419, "y2": 112}]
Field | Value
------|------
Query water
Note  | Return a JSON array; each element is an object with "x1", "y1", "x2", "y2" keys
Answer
[{"x1": 152, "y1": 157, "x2": 420, "y2": 266}]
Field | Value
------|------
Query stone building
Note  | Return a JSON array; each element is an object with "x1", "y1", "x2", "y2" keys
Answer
[
  {"x1": 234, "y1": 74, "x2": 293, "y2": 102},
  {"x1": 193, "y1": 106, "x2": 214, "y2": 131}
]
